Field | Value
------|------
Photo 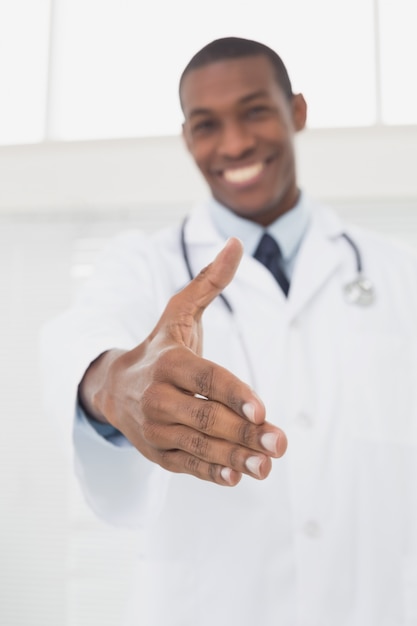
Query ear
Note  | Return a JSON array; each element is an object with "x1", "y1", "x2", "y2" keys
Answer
[
  {"x1": 292, "y1": 93, "x2": 307, "y2": 132},
  {"x1": 182, "y1": 122, "x2": 192, "y2": 152}
]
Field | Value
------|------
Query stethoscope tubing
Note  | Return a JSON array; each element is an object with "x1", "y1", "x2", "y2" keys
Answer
[{"x1": 180, "y1": 216, "x2": 373, "y2": 312}]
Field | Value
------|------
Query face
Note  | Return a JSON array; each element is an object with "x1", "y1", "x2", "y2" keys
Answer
[{"x1": 181, "y1": 55, "x2": 307, "y2": 226}]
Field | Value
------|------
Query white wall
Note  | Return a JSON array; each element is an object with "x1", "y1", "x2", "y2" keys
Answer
[
  {"x1": 2, "y1": 125, "x2": 417, "y2": 246},
  {"x1": 1, "y1": 126, "x2": 417, "y2": 213},
  {"x1": 1, "y1": 128, "x2": 417, "y2": 626}
]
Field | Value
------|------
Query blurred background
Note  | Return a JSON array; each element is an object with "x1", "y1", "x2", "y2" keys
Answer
[{"x1": 1, "y1": 1, "x2": 417, "y2": 624}]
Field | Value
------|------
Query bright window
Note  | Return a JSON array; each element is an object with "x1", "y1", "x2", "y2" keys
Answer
[
  {"x1": 0, "y1": 0, "x2": 416, "y2": 145},
  {"x1": 379, "y1": 0, "x2": 417, "y2": 124},
  {"x1": 0, "y1": 0, "x2": 51, "y2": 144}
]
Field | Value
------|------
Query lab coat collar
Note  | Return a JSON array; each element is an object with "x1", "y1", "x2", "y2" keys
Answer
[
  {"x1": 185, "y1": 199, "x2": 226, "y2": 247},
  {"x1": 184, "y1": 196, "x2": 347, "y2": 321},
  {"x1": 286, "y1": 200, "x2": 346, "y2": 321}
]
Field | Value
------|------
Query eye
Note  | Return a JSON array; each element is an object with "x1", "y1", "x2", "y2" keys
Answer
[
  {"x1": 191, "y1": 119, "x2": 218, "y2": 136},
  {"x1": 246, "y1": 105, "x2": 270, "y2": 119}
]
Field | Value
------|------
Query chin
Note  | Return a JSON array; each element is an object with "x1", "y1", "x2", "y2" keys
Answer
[{"x1": 227, "y1": 196, "x2": 280, "y2": 220}]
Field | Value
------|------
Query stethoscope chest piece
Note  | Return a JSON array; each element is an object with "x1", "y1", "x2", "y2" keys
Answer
[{"x1": 343, "y1": 275, "x2": 375, "y2": 306}]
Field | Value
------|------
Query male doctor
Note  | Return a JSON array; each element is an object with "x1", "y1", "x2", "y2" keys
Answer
[{"x1": 41, "y1": 37, "x2": 417, "y2": 625}]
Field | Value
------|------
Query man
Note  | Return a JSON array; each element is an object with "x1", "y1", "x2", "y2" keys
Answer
[{"x1": 41, "y1": 37, "x2": 417, "y2": 625}]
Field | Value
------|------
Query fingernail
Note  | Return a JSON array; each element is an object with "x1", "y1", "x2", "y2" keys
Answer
[
  {"x1": 245, "y1": 456, "x2": 262, "y2": 477},
  {"x1": 242, "y1": 402, "x2": 256, "y2": 422},
  {"x1": 220, "y1": 467, "x2": 233, "y2": 484},
  {"x1": 260, "y1": 432, "x2": 279, "y2": 455}
]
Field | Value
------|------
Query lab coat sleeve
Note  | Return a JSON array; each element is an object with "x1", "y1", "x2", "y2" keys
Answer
[{"x1": 40, "y1": 230, "x2": 171, "y2": 528}]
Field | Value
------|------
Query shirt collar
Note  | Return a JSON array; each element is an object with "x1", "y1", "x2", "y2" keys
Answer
[{"x1": 208, "y1": 190, "x2": 311, "y2": 263}]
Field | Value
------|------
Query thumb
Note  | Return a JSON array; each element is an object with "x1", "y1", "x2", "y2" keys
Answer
[{"x1": 172, "y1": 237, "x2": 244, "y2": 319}]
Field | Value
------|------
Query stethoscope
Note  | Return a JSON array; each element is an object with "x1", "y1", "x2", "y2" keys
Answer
[
  {"x1": 180, "y1": 218, "x2": 376, "y2": 311},
  {"x1": 337, "y1": 233, "x2": 375, "y2": 306}
]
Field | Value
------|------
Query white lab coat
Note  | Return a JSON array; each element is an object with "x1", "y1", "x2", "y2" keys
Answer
[{"x1": 41, "y1": 197, "x2": 417, "y2": 626}]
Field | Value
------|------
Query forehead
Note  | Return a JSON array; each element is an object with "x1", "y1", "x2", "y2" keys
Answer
[{"x1": 180, "y1": 55, "x2": 284, "y2": 117}]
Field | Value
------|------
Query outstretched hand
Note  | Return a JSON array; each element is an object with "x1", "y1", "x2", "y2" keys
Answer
[{"x1": 79, "y1": 238, "x2": 287, "y2": 486}]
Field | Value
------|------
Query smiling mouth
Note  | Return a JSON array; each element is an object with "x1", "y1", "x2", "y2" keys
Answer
[{"x1": 222, "y1": 161, "x2": 265, "y2": 186}]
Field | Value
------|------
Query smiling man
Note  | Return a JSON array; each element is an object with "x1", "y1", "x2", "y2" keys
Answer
[{"x1": 41, "y1": 37, "x2": 417, "y2": 626}]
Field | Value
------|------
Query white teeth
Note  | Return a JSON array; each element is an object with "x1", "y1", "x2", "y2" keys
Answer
[{"x1": 223, "y1": 162, "x2": 264, "y2": 184}]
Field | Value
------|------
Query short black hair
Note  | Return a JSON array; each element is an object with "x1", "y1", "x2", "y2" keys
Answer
[{"x1": 179, "y1": 36, "x2": 294, "y2": 105}]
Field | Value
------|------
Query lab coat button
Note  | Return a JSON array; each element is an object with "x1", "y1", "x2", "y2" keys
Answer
[
  {"x1": 303, "y1": 520, "x2": 321, "y2": 539},
  {"x1": 294, "y1": 412, "x2": 313, "y2": 429}
]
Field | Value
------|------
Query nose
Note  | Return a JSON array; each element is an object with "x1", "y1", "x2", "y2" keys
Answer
[{"x1": 217, "y1": 120, "x2": 256, "y2": 160}]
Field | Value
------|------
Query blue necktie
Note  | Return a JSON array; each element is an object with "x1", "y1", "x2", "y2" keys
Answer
[{"x1": 253, "y1": 233, "x2": 290, "y2": 296}]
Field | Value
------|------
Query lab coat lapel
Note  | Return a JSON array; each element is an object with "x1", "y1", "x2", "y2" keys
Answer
[
  {"x1": 286, "y1": 205, "x2": 345, "y2": 321},
  {"x1": 183, "y1": 201, "x2": 226, "y2": 270},
  {"x1": 184, "y1": 199, "x2": 347, "y2": 321},
  {"x1": 185, "y1": 201, "x2": 289, "y2": 303}
]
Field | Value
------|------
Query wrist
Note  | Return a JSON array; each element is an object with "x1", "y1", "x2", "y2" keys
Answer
[{"x1": 78, "y1": 349, "x2": 125, "y2": 423}]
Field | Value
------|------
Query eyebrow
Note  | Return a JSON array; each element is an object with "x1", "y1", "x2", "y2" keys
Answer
[
  {"x1": 187, "y1": 90, "x2": 270, "y2": 120},
  {"x1": 239, "y1": 90, "x2": 270, "y2": 104}
]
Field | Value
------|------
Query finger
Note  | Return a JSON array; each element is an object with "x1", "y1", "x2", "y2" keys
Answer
[
  {"x1": 141, "y1": 381, "x2": 285, "y2": 457},
  {"x1": 158, "y1": 448, "x2": 242, "y2": 486},
  {"x1": 148, "y1": 347, "x2": 267, "y2": 425},
  {"x1": 118, "y1": 418, "x2": 242, "y2": 486},
  {"x1": 170, "y1": 237, "x2": 244, "y2": 319},
  {"x1": 157, "y1": 424, "x2": 273, "y2": 479}
]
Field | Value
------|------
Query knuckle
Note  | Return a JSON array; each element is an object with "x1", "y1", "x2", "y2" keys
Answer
[
  {"x1": 208, "y1": 463, "x2": 218, "y2": 482},
  {"x1": 159, "y1": 449, "x2": 176, "y2": 471},
  {"x1": 141, "y1": 382, "x2": 163, "y2": 414},
  {"x1": 185, "y1": 455, "x2": 201, "y2": 474},
  {"x1": 188, "y1": 433, "x2": 209, "y2": 458},
  {"x1": 159, "y1": 450, "x2": 219, "y2": 484},
  {"x1": 193, "y1": 365, "x2": 214, "y2": 397},
  {"x1": 153, "y1": 347, "x2": 178, "y2": 378},
  {"x1": 226, "y1": 383, "x2": 244, "y2": 413},
  {"x1": 229, "y1": 445, "x2": 243, "y2": 468},
  {"x1": 191, "y1": 401, "x2": 217, "y2": 432},
  {"x1": 140, "y1": 418, "x2": 159, "y2": 445},
  {"x1": 227, "y1": 395, "x2": 240, "y2": 414},
  {"x1": 175, "y1": 429, "x2": 190, "y2": 450},
  {"x1": 237, "y1": 420, "x2": 255, "y2": 447},
  {"x1": 174, "y1": 429, "x2": 209, "y2": 458}
]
